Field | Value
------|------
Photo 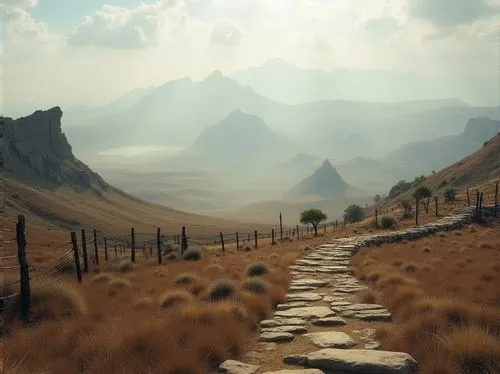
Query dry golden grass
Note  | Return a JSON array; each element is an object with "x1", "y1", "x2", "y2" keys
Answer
[
  {"x1": 352, "y1": 223, "x2": 500, "y2": 374},
  {"x1": 158, "y1": 289, "x2": 194, "y2": 310},
  {"x1": 2, "y1": 223, "x2": 309, "y2": 373}
]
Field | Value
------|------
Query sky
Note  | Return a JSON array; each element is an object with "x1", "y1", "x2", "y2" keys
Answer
[{"x1": 1, "y1": 0, "x2": 499, "y2": 114}]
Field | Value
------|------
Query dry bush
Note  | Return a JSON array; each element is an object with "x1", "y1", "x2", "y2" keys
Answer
[
  {"x1": 438, "y1": 232, "x2": 448, "y2": 238},
  {"x1": 454, "y1": 231, "x2": 464, "y2": 236},
  {"x1": 241, "y1": 278, "x2": 269, "y2": 295},
  {"x1": 207, "y1": 279, "x2": 236, "y2": 302},
  {"x1": 245, "y1": 262, "x2": 269, "y2": 277},
  {"x1": 381, "y1": 285, "x2": 425, "y2": 312},
  {"x1": 90, "y1": 273, "x2": 113, "y2": 283},
  {"x1": 401, "y1": 262, "x2": 419, "y2": 273},
  {"x1": 3, "y1": 280, "x2": 87, "y2": 325},
  {"x1": 165, "y1": 252, "x2": 177, "y2": 261},
  {"x1": 108, "y1": 278, "x2": 131, "y2": 295},
  {"x1": 237, "y1": 292, "x2": 272, "y2": 323},
  {"x1": 376, "y1": 273, "x2": 417, "y2": 289},
  {"x1": 422, "y1": 246, "x2": 432, "y2": 253},
  {"x1": 117, "y1": 260, "x2": 135, "y2": 273},
  {"x1": 441, "y1": 325, "x2": 500, "y2": 374},
  {"x1": 158, "y1": 289, "x2": 194, "y2": 310},
  {"x1": 183, "y1": 248, "x2": 202, "y2": 262},
  {"x1": 174, "y1": 273, "x2": 199, "y2": 285}
]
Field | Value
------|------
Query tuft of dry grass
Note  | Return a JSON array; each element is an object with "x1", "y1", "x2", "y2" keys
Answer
[
  {"x1": 478, "y1": 242, "x2": 494, "y2": 250},
  {"x1": 441, "y1": 325, "x2": 500, "y2": 374},
  {"x1": 175, "y1": 273, "x2": 199, "y2": 285},
  {"x1": 245, "y1": 262, "x2": 269, "y2": 277},
  {"x1": 401, "y1": 262, "x2": 419, "y2": 273},
  {"x1": 90, "y1": 272, "x2": 114, "y2": 283},
  {"x1": 158, "y1": 290, "x2": 194, "y2": 310},
  {"x1": 358, "y1": 289, "x2": 378, "y2": 304},
  {"x1": 133, "y1": 297, "x2": 155, "y2": 310},
  {"x1": 108, "y1": 278, "x2": 132, "y2": 295},
  {"x1": 117, "y1": 260, "x2": 135, "y2": 273},
  {"x1": 206, "y1": 279, "x2": 236, "y2": 302},
  {"x1": 241, "y1": 278, "x2": 269, "y2": 295},
  {"x1": 422, "y1": 246, "x2": 432, "y2": 253},
  {"x1": 183, "y1": 248, "x2": 202, "y2": 262}
]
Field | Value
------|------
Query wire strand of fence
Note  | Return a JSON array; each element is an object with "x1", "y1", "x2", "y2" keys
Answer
[
  {"x1": 31, "y1": 274, "x2": 67, "y2": 289},
  {"x1": 2, "y1": 237, "x2": 17, "y2": 244},
  {"x1": 28, "y1": 249, "x2": 73, "y2": 269},
  {"x1": 0, "y1": 293, "x2": 20, "y2": 300},
  {"x1": 0, "y1": 254, "x2": 18, "y2": 260},
  {"x1": 0, "y1": 279, "x2": 21, "y2": 288}
]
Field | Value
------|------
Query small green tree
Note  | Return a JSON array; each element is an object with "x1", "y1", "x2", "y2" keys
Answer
[
  {"x1": 344, "y1": 204, "x2": 364, "y2": 223},
  {"x1": 401, "y1": 199, "x2": 413, "y2": 219},
  {"x1": 413, "y1": 185, "x2": 433, "y2": 213},
  {"x1": 374, "y1": 194, "x2": 382, "y2": 203},
  {"x1": 300, "y1": 209, "x2": 327, "y2": 236},
  {"x1": 444, "y1": 188, "x2": 457, "y2": 202}
]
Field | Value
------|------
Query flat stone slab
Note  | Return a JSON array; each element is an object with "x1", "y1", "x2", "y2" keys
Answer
[
  {"x1": 292, "y1": 348, "x2": 418, "y2": 374},
  {"x1": 262, "y1": 371, "x2": 324, "y2": 374},
  {"x1": 260, "y1": 332, "x2": 295, "y2": 343},
  {"x1": 289, "y1": 286, "x2": 318, "y2": 292},
  {"x1": 356, "y1": 312, "x2": 392, "y2": 322},
  {"x1": 275, "y1": 306, "x2": 336, "y2": 320},
  {"x1": 277, "y1": 302, "x2": 310, "y2": 310},
  {"x1": 286, "y1": 293, "x2": 322, "y2": 302},
  {"x1": 316, "y1": 266, "x2": 351, "y2": 274},
  {"x1": 311, "y1": 317, "x2": 346, "y2": 326},
  {"x1": 290, "y1": 279, "x2": 330, "y2": 287},
  {"x1": 260, "y1": 318, "x2": 306, "y2": 328},
  {"x1": 346, "y1": 304, "x2": 387, "y2": 312},
  {"x1": 218, "y1": 360, "x2": 259, "y2": 374},
  {"x1": 304, "y1": 332, "x2": 357, "y2": 349},
  {"x1": 330, "y1": 301, "x2": 352, "y2": 308},
  {"x1": 261, "y1": 325, "x2": 308, "y2": 334}
]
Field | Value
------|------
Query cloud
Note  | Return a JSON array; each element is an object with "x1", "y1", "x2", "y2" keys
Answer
[
  {"x1": 68, "y1": 0, "x2": 184, "y2": 49},
  {"x1": 210, "y1": 19, "x2": 243, "y2": 46},
  {"x1": 408, "y1": 0, "x2": 499, "y2": 27},
  {"x1": 0, "y1": 0, "x2": 38, "y2": 9}
]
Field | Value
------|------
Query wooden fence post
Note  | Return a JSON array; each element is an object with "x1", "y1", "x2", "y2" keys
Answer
[
  {"x1": 435, "y1": 196, "x2": 439, "y2": 217},
  {"x1": 16, "y1": 215, "x2": 30, "y2": 322},
  {"x1": 296, "y1": 225, "x2": 299, "y2": 239},
  {"x1": 131, "y1": 228, "x2": 136, "y2": 263},
  {"x1": 254, "y1": 230, "x2": 258, "y2": 248},
  {"x1": 181, "y1": 227, "x2": 187, "y2": 254},
  {"x1": 81, "y1": 229, "x2": 89, "y2": 273},
  {"x1": 335, "y1": 219, "x2": 338, "y2": 228},
  {"x1": 114, "y1": 245, "x2": 117, "y2": 260},
  {"x1": 279, "y1": 212, "x2": 283, "y2": 241},
  {"x1": 495, "y1": 180, "x2": 499, "y2": 218},
  {"x1": 93, "y1": 229, "x2": 99, "y2": 265},
  {"x1": 104, "y1": 238, "x2": 108, "y2": 262},
  {"x1": 271, "y1": 229, "x2": 275, "y2": 245},
  {"x1": 479, "y1": 192, "x2": 484, "y2": 217},
  {"x1": 220, "y1": 232, "x2": 225, "y2": 255},
  {"x1": 415, "y1": 198, "x2": 419, "y2": 226},
  {"x1": 375, "y1": 209, "x2": 378, "y2": 227},
  {"x1": 157, "y1": 228, "x2": 162, "y2": 265},
  {"x1": 71, "y1": 232, "x2": 82, "y2": 283},
  {"x1": 475, "y1": 191, "x2": 480, "y2": 218},
  {"x1": 236, "y1": 232, "x2": 239, "y2": 250},
  {"x1": 467, "y1": 188, "x2": 470, "y2": 207}
]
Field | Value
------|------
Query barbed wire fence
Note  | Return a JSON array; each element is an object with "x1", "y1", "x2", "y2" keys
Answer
[{"x1": 1, "y1": 180, "x2": 498, "y2": 321}]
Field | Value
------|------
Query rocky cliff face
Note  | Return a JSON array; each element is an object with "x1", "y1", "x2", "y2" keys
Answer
[
  {"x1": 1, "y1": 107, "x2": 108, "y2": 191},
  {"x1": 462, "y1": 117, "x2": 500, "y2": 142}
]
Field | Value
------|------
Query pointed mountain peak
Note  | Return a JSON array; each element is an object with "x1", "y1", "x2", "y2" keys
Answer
[
  {"x1": 205, "y1": 70, "x2": 224, "y2": 81},
  {"x1": 321, "y1": 159, "x2": 333, "y2": 169}
]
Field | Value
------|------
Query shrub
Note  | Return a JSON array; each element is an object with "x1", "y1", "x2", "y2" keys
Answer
[
  {"x1": 117, "y1": 260, "x2": 135, "y2": 273},
  {"x1": 166, "y1": 252, "x2": 177, "y2": 261},
  {"x1": 444, "y1": 188, "x2": 457, "y2": 202},
  {"x1": 401, "y1": 262, "x2": 419, "y2": 273},
  {"x1": 158, "y1": 290, "x2": 194, "y2": 310},
  {"x1": 175, "y1": 273, "x2": 199, "y2": 285},
  {"x1": 90, "y1": 273, "x2": 114, "y2": 283},
  {"x1": 183, "y1": 248, "x2": 202, "y2": 262},
  {"x1": 241, "y1": 278, "x2": 269, "y2": 295},
  {"x1": 344, "y1": 204, "x2": 364, "y2": 223},
  {"x1": 245, "y1": 262, "x2": 269, "y2": 277},
  {"x1": 379, "y1": 215, "x2": 397, "y2": 229},
  {"x1": 108, "y1": 278, "x2": 131, "y2": 289},
  {"x1": 207, "y1": 280, "x2": 236, "y2": 302}
]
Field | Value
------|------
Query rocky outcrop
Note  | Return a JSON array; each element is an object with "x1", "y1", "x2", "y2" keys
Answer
[{"x1": 1, "y1": 107, "x2": 108, "y2": 191}]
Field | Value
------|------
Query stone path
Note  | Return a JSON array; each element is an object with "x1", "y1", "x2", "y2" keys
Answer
[{"x1": 217, "y1": 207, "x2": 493, "y2": 374}]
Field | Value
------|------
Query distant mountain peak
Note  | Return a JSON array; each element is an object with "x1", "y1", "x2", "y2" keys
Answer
[
  {"x1": 287, "y1": 159, "x2": 348, "y2": 199},
  {"x1": 205, "y1": 70, "x2": 224, "y2": 80}
]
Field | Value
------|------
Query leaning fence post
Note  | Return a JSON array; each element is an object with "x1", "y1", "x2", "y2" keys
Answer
[
  {"x1": 236, "y1": 232, "x2": 239, "y2": 250},
  {"x1": 104, "y1": 238, "x2": 108, "y2": 262},
  {"x1": 93, "y1": 229, "x2": 99, "y2": 265},
  {"x1": 70, "y1": 232, "x2": 83, "y2": 283},
  {"x1": 495, "y1": 180, "x2": 499, "y2": 217},
  {"x1": 296, "y1": 225, "x2": 299, "y2": 239},
  {"x1": 16, "y1": 215, "x2": 30, "y2": 323},
  {"x1": 81, "y1": 229, "x2": 89, "y2": 273},
  {"x1": 131, "y1": 228, "x2": 136, "y2": 263},
  {"x1": 271, "y1": 229, "x2": 275, "y2": 245},
  {"x1": 157, "y1": 228, "x2": 162, "y2": 265},
  {"x1": 254, "y1": 230, "x2": 258, "y2": 248},
  {"x1": 220, "y1": 232, "x2": 225, "y2": 255},
  {"x1": 181, "y1": 227, "x2": 188, "y2": 254},
  {"x1": 279, "y1": 212, "x2": 283, "y2": 241}
]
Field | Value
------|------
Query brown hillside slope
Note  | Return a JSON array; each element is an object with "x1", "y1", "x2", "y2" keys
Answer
[{"x1": 375, "y1": 133, "x2": 500, "y2": 214}]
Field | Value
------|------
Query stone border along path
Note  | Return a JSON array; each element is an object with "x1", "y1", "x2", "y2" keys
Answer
[{"x1": 217, "y1": 206, "x2": 497, "y2": 374}]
